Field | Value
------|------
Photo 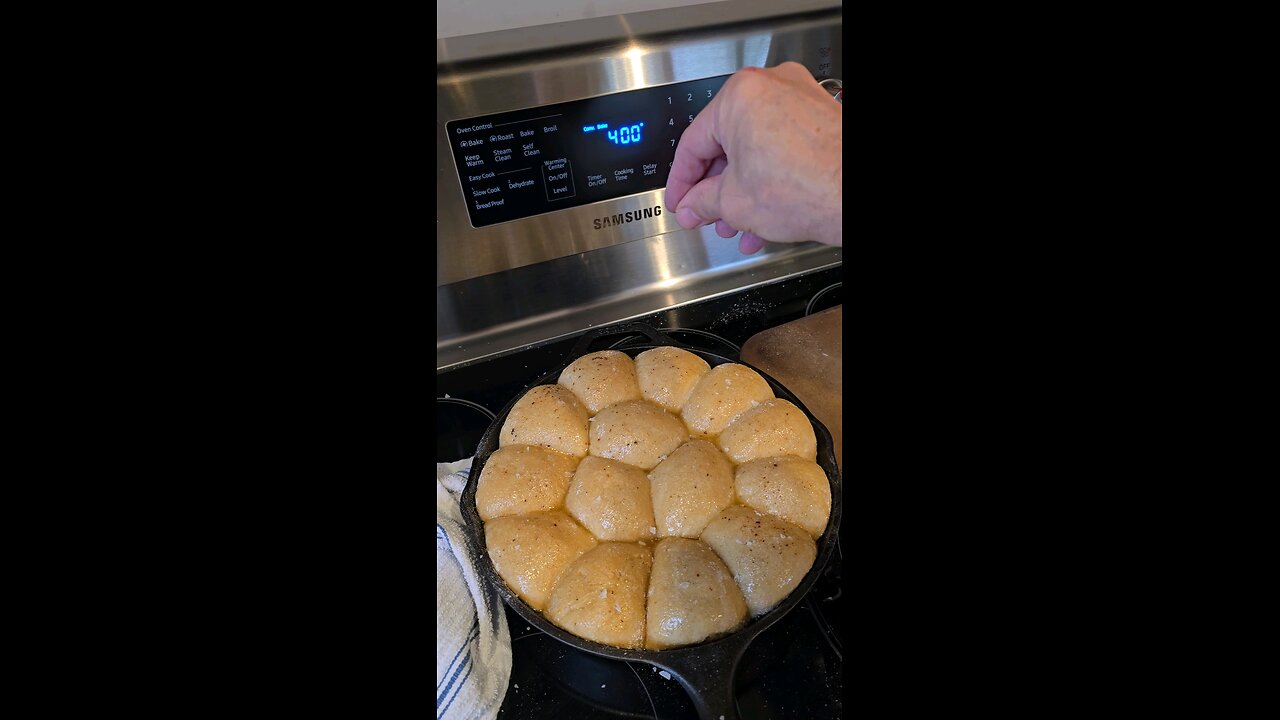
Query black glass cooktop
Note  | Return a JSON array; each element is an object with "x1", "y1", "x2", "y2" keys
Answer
[{"x1": 436, "y1": 265, "x2": 843, "y2": 719}]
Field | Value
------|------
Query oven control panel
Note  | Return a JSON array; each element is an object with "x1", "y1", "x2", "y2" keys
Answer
[{"x1": 446, "y1": 74, "x2": 730, "y2": 228}]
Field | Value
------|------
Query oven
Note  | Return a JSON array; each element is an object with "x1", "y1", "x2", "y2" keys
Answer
[{"x1": 437, "y1": 2, "x2": 843, "y2": 716}]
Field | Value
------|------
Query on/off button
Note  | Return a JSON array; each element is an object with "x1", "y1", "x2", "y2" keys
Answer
[{"x1": 542, "y1": 158, "x2": 577, "y2": 201}]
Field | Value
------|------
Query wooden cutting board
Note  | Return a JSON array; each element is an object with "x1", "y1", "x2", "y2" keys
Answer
[{"x1": 740, "y1": 306, "x2": 842, "y2": 472}]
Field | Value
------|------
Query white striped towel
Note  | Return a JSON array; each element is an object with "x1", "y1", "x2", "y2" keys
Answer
[{"x1": 437, "y1": 458, "x2": 511, "y2": 720}]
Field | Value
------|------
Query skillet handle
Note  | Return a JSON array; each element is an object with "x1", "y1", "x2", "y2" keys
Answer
[
  {"x1": 565, "y1": 322, "x2": 680, "y2": 359},
  {"x1": 653, "y1": 638, "x2": 752, "y2": 720}
]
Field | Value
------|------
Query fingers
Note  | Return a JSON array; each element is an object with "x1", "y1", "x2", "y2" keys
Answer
[
  {"x1": 664, "y1": 93, "x2": 726, "y2": 212},
  {"x1": 739, "y1": 232, "x2": 766, "y2": 255},
  {"x1": 714, "y1": 220, "x2": 737, "y2": 238},
  {"x1": 674, "y1": 173, "x2": 722, "y2": 228}
]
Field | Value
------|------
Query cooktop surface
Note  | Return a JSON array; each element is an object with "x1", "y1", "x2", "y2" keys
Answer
[{"x1": 437, "y1": 265, "x2": 843, "y2": 719}]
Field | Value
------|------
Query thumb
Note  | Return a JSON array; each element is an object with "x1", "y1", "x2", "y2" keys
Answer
[{"x1": 674, "y1": 174, "x2": 722, "y2": 229}]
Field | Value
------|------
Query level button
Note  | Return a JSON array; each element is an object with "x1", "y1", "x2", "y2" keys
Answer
[{"x1": 543, "y1": 158, "x2": 577, "y2": 201}]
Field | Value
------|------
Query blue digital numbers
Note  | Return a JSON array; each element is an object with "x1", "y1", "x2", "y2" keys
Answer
[
  {"x1": 587, "y1": 122, "x2": 644, "y2": 145},
  {"x1": 606, "y1": 123, "x2": 644, "y2": 145}
]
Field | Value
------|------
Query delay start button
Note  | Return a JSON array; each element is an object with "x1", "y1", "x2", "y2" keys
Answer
[{"x1": 543, "y1": 158, "x2": 577, "y2": 201}]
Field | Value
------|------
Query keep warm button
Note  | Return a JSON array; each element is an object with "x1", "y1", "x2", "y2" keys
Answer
[{"x1": 542, "y1": 158, "x2": 577, "y2": 202}]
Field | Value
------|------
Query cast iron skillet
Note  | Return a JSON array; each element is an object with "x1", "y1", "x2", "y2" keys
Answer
[{"x1": 459, "y1": 323, "x2": 843, "y2": 720}]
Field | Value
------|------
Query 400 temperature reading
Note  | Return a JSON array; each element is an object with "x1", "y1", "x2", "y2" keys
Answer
[
  {"x1": 581, "y1": 120, "x2": 646, "y2": 145},
  {"x1": 607, "y1": 123, "x2": 644, "y2": 145}
]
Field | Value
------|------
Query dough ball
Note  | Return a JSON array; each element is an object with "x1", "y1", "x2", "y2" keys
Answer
[
  {"x1": 588, "y1": 400, "x2": 688, "y2": 470},
  {"x1": 559, "y1": 350, "x2": 642, "y2": 414},
  {"x1": 565, "y1": 456, "x2": 656, "y2": 542},
  {"x1": 718, "y1": 398, "x2": 817, "y2": 464},
  {"x1": 680, "y1": 364, "x2": 774, "y2": 438},
  {"x1": 734, "y1": 456, "x2": 831, "y2": 538},
  {"x1": 635, "y1": 347, "x2": 711, "y2": 413},
  {"x1": 546, "y1": 543, "x2": 652, "y2": 649},
  {"x1": 700, "y1": 505, "x2": 817, "y2": 617},
  {"x1": 476, "y1": 445, "x2": 579, "y2": 521},
  {"x1": 645, "y1": 538, "x2": 748, "y2": 649},
  {"x1": 649, "y1": 439, "x2": 735, "y2": 538},
  {"x1": 484, "y1": 510, "x2": 597, "y2": 611},
  {"x1": 500, "y1": 385, "x2": 590, "y2": 457}
]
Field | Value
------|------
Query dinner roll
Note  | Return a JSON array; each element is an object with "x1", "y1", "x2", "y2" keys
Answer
[
  {"x1": 484, "y1": 510, "x2": 597, "y2": 611},
  {"x1": 717, "y1": 398, "x2": 817, "y2": 464},
  {"x1": 634, "y1": 347, "x2": 711, "y2": 413},
  {"x1": 559, "y1": 350, "x2": 642, "y2": 414},
  {"x1": 649, "y1": 439, "x2": 735, "y2": 538},
  {"x1": 546, "y1": 543, "x2": 652, "y2": 649},
  {"x1": 645, "y1": 538, "x2": 748, "y2": 649},
  {"x1": 680, "y1": 364, "x2": 774, "y2": 438},
  {"x1": 588, "y1": 400, "x2": 688, "y2": 470},
  {"x1": 565, "y1": 456, "x2": 656, "y2": 542},
  {"x1": 476, "y1": 445, "x2": 579, "y2": 521},
  {"x1": 500, "y1": 384, "x2": 590, "y2": 457},
  {"x1": 734, "y1": 456, "x2": 831, "y2": 538},
  {"x1": 700, "y1": 505, "x2": 816, "y2": 617}
]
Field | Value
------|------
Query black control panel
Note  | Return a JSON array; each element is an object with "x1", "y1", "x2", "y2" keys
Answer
[{"x1": 446, "y1": 75, "x2": 731, "y2": 228}]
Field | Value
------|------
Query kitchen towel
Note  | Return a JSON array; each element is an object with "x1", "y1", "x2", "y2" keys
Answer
[{"x1": 437, "y1": 458, "x2": 511, "y2": 720}]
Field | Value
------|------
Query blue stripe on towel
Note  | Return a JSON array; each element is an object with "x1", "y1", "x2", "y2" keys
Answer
[
  {"x1": 437, "y1": 618, "x2": 478, "y2": 692},
  {"x1": 438, "y1": 652, "x2": 475, "y2": 720},
  {"x1": 436, "y1": 650, "x2": 471, "y2": 717}
]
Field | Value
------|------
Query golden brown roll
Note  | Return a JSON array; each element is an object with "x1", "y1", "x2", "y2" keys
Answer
[
  {"x1": 564, "y1": 456, "x2": 656, "y2": 542},
  {"x1": 717, "y1": 398, "x2": 818, "y2": 464},
  {"x1": 634, "y1": 347, "x2": 712, "y2": 413},
  {"x1": 649, "y1": 439, "x2": 735, "y2": 538},
  {"x1": 500, "y1": 385, "x2": 590, "y2": 457},
  {"x1": 700, "y1": 505, "x2": 817, "y2": 617},
  {"x1": 588, "y1": 400, "x2": 688, "y2": 470},
  {"x1": 546, "y1": 543, "x2": 653, "y2": 649},
  {"x1": 558, "y1": 350, "x2": 643, "y2": 414},
  {"x1": 645, "y1": 538, "x2": 748, "y2": 649},
  {"x1": 734, "y1": 456, "x2": 831, "y2": 538},
  {"x1": 484, "y1": 510, "x2": 597, "y2": 611},
  {"x1": 680, "y1": 363, "x2": 774, "y2": 438},
  {"x1": 476, "y1": 445, "x2": 579, "y2": 521}
]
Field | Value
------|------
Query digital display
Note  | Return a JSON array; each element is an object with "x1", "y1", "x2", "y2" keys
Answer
[
  {"x1": 582, "y1": 121, "x2": 645, "y2": 145},
  {"x1": 446, "y1": 74, "x2": 730, "y2": 228}
]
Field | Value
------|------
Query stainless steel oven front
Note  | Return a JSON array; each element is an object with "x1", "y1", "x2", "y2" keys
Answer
[{"x1": 437, "y1": 1, "x2": 842, "y2": 370}]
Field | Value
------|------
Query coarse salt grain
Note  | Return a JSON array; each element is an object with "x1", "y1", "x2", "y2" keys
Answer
[{"x1": 658, "y1": 670, "x2": 672, "y2": 680}]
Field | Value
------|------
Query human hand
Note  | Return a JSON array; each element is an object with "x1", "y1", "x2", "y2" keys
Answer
[{"x1": 664, "y1": 62, "x2": 842, "y2": 254}]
